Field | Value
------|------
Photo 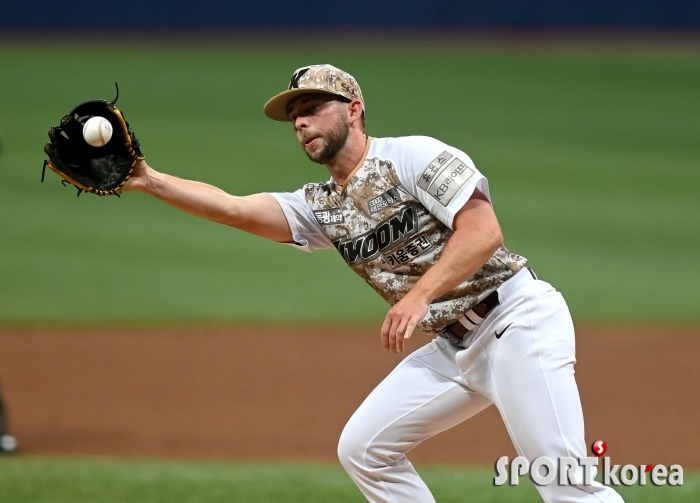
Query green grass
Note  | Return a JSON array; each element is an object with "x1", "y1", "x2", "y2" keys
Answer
[
  {"x1": 1, "y1": 456, "x2": 697, "y2": 502},
  {"x1": 0, "y1": 43, "x2": 698, "y2": 324}
]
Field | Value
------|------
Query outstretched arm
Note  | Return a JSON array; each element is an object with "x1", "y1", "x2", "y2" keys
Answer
[
  {"x1": 380, "y1": 189, "x2": 503, "y2": 353},
  {"x1": 122, "y1": 160, "x2": 293, "y2": 243}
]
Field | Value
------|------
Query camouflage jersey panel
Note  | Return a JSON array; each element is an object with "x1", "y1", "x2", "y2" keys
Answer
[{"x1": 303, "y1": 156, "x2": 528, "y2": 336}]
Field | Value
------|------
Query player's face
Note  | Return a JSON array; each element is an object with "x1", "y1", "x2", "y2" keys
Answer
[{"x1": 287, "y1": 94, "x2": 350, "y2": 165}]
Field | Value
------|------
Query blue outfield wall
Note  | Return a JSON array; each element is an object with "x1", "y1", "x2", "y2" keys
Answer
[{"x1": 1, "y1": 0, "x2": 699, "y2": 28}]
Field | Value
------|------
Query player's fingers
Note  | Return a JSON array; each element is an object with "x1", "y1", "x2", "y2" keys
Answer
[
  {"x1": 395, "y1": 314, "x2": 422, "y2": 353},
  {"x1": 381, "y1": 334, "x2": 389, "y2": 351},
  {"x1": 381, "y1": 312, "x2": 397, "y2": 351},
  {"x1": 393, "y1": 316, "x2": 411, "y2": 353},
  {"x1": 386, "y1": 318, "x2": 398, "y2": 353},
  {"x1": 381, "y1": 317, "x2": 391, "y2": 350},
  {"x1": 388, "y1": 325, "x2": 397, "y2": 353},
  {"x1": 404, "y1": 316, "x2": 419, "y2": 341}
]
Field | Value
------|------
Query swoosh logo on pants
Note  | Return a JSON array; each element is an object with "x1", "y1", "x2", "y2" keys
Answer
[{"x1": 495, "y1": 323, "x2": 513, "y2": 339}]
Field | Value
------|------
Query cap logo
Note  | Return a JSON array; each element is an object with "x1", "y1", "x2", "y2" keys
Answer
[
  {"x1": 335, "y1": 80, "x2": 357, "y2": 97},
  {"x1": 288, "y1": 68, "x2": 309, "y2": 90}
]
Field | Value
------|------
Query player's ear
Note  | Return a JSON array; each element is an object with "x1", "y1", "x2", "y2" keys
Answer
[{"x1": 347, "y1": 99, "x2": 364, "y2": 127}]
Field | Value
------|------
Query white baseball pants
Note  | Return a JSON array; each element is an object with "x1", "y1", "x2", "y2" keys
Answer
[{"x1": 338, "y1": 269, "x2": 624, "y2": 503}]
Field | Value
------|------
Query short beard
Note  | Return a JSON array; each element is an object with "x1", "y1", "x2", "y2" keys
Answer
[{"x1": 303, "y1": 110, "x2": 350, "y2": 165}]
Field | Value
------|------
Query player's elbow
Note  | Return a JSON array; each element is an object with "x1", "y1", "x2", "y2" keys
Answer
[
  {"x1": 453, "y1": 199, "x2": 503, "y2": 255},
  {"x1": 486, "y1": 225, "x2": 504, "y2": 254},
  {"x1": 217, "y1": 197, "x2": 252, "y2": 228},
  {"x1": 220, "y1": 207, "x2": 244, "y2": 228},
  {"x1": 471, "y1": 215, "x2": 504, "y2": 258}
]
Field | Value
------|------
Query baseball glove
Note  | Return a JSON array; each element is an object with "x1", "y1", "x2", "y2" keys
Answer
[{"x1": 42, "y1": 87, "x2": 144, "y2": 196}]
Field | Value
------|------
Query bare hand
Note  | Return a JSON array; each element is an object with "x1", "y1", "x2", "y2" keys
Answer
[
  {"x1": 381, "y1": 293, "x2": 429, "y2": 354},
  {"x1": 121, "y1": 159, "x2": 151, "y2": 193}
]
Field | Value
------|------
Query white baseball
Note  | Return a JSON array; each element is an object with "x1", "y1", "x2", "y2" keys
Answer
[{"x1": 82, "y1": 116, "x2": 113, "y2": 147}]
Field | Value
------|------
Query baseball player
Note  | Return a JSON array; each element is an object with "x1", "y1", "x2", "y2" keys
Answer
[{"x1": 122, "y1": 65, "x2": 624, "y2": 503}]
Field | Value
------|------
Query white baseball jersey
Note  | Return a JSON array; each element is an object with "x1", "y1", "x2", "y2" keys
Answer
[{"x1": 270, "y1": 135, "x2": 527, "y2": 335}]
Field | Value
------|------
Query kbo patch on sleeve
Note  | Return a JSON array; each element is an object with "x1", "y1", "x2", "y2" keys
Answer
[
  {"x1": 418, "y1": 154, "x2": 474, "y2": 206},
  {"x1": 418, "y1": 151, "x2": 453, "y2": 191}
]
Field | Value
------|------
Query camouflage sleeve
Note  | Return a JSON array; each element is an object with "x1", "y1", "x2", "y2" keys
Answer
[
  {"x1": 268, "y1": 189, "x2": 334, "y2": 252},
  {"x1": 387, "y1": 136, "x2": 491, "y2": 230}
]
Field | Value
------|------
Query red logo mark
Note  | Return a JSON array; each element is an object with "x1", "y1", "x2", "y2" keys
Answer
[
  {"x1": 591, "y1": 440, "x2": 607, "y2": 457},
  {"x1": 645, "y1": 464, "x2": 653, "y2": 472}
]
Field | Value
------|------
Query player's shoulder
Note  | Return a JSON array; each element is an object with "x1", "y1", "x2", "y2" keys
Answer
[
  {"x1": 370, "y1": 135, "x2": 477, "y2": 179},
  {"x1": 371, "y1": 135, "x2": 472, "y2": 165},
  {"x1": 371, "y1": 135, "x2": 452, "y2": 156}
]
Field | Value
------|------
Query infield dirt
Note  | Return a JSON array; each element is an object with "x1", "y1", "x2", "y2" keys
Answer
[{"x1": 0, "y1": 326, "x2": 698, "y2": 467}]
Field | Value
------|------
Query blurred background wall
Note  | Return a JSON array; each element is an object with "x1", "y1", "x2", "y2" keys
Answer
[{"x1": 1, "y1": 0, "x2": 699, "y2": 28}]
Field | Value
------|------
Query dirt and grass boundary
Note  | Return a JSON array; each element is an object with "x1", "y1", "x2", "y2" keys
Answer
[{"x1": 1, "y1": 325, "x2": 697, "y2": 468}]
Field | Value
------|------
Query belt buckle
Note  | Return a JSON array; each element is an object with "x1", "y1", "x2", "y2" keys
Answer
[{"x1": 438, "y1": 327, "x2": 463, "y2": 345}]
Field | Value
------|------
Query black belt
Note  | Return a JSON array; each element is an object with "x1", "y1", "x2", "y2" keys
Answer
[
  {"x1": 438, "y1": 268, "x2": 537, "y2": 345},
  {"x1": 438, "y1": 290, "x2": 501, "y2": 345}
]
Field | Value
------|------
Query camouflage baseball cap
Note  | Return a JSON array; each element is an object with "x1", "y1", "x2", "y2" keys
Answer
[{"x1": 263, "y1": 64, "x2": 364, "y2": 122}]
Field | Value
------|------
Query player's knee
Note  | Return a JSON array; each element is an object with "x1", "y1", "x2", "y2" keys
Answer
[
  {"x1": 337, "y1": 424, "x2": 364, "y2": 471},
  {"x1": 338, "y1": 421, "x2": 400, "y2": 473}
]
